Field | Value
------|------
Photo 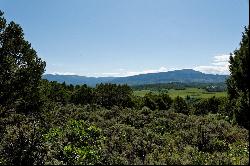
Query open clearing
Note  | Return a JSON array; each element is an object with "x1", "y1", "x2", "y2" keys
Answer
[{"x1": 133, "y1": 88, "x2": 227, "y2": 98}]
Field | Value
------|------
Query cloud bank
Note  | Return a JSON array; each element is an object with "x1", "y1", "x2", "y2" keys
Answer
[
  {"x1": 50, "y1": 72, "x2": 77, "y2": 75},
  {"x1": 96, "y1": 66, "x2": 171, "y2": 77},
  {"x1": 194, "y1": 54, "x2": 231, "y2": 75}
]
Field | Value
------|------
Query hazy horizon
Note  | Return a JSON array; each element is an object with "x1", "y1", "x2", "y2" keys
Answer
[{"x1": 44, "y1": 68, "x2": 229, "y2": 78}]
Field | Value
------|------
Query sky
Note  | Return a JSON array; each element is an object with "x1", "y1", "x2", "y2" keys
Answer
[{"x1": 1, "y1": 0, "x2": 249, "y2": 77}]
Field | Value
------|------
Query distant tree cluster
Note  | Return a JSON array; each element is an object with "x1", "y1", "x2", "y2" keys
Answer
[{"x1": 40, "y1": 80, "x2": 134, "y2": 109}]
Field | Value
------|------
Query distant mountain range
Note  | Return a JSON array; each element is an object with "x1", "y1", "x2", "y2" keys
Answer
[
  {"x1": 43, "y1": 69, "x2": 229, "y2": 86},
  {"x1": 43, "y1": 74, "x2": 114, "y2": 86}
]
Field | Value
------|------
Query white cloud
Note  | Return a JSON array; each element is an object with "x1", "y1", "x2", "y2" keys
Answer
[
  {"x1": 194, "y1": 54, "x2": 231, "y2": 75},
  {"x1": 99, "y1": 72, "x2": 122, "y2": 77},
  {"x1": 123, "y1": 66, "x2": 168, "y2": 77},
  {"x1": 194, "y1": 65, "x2": 229, "y2": 75},
  {"x1": 211, "y1": 61, "x2": 228, "y2": 66},
  {"x1": 95, "y1": 66, "x2": 170, "y2": 77},
  {"x1": 50, "y1": 72, "x2": 77, "y2": 75},
  {"x1": 133, "y1": 66, "x2": 168, "y2": 75},
  {"x1": 214, "y1": 54, "x2": 230, "y2": 62}
]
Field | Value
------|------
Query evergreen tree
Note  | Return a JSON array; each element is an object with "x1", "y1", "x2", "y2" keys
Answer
[
  {"x1": 227, "y1": 26, "x2": 249, "y2": 128},
  {"x1": 0, "y1": 11, "x2": 46, "y2": 113}
]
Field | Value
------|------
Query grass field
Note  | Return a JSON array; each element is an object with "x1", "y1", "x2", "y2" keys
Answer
[{"x1": 133, "y1": 88, "x2": 227, "y2": 98}]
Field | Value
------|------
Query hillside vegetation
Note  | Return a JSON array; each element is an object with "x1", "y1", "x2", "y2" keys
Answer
[{"x1": 0, "y1": 11, "x2": 249, "y2": 165}]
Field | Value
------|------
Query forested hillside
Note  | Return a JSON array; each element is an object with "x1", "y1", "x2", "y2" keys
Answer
[
  {"x1": 43, "y1": 74, "x2": 114, "y2": 87},
  {"x1": 0, "y1": 11, "x2": 249, "y2": 165},
  {"x1": 111, "y1": 69, "x2": 228, "y2": 85}
]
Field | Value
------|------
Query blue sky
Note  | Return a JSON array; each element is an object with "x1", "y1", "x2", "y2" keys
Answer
[{"x1": 1, "y1": 0, "x2": 249, "y2": 77}]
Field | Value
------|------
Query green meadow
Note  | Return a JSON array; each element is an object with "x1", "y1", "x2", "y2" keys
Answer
[{"x1": 134, "y1": 87, "x2": 227, "y2": 98}]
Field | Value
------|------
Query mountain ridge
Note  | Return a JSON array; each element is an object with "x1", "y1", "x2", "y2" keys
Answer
[{"x1": 43, "y1": 69, "x2": 228, "y2": 86}]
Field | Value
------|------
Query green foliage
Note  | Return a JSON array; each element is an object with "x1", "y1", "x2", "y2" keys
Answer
[
  {"x1": 43, "y1": 119, "x2": 103, "y2": 165},
  {"x1": 40, "y1": 103, "x2": 249, "y2": 165},
  {"x1": 39, "y1": 80, "x2": 73, "y2": 105},
  {"x1": 142, "y1": 92, "x2": 172, "y2": 111},
  {"x1": 157, "y1": 93, "x2": 173, "y2": 110},
  {"x1": 70, "y1": 84, "x2": 93, "y2": 105},
  {"x1": 95, "y1": 83, "x2": 133, "y2": 108},
  {"x1": 0, "y1": 11, "x2": 46, "y2": 112},
  {"x1": 0, "y1": 119, "x2": 45, "y2": 165},
  {"x1": 193, "y1": 96, "x2": 221, "y2": 115},
  {"x1": 173, "y1": 96, "x2": 189, "y2": 115},
  {"x1": 227, "y1": 26, "x2": 249, "y2": 129},
  {"x1": 143, "y1": 93, "x2": 158, "y2": 110}
]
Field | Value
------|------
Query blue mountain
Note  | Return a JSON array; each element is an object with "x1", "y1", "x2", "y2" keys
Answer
[{"x1": 43, "y1": 69, "x2": 228, "y2": 86}]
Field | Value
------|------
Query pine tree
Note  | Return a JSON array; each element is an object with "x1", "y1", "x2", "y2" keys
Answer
[{"x1": 227, "y1": 26, "x2": 249, "y2": 129}]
